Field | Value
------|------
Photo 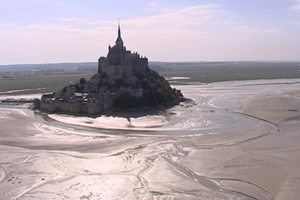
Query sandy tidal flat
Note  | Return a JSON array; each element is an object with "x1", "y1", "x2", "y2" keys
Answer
[{"x1": 1, "y1": 79, "x2": 300, "y2": 199}]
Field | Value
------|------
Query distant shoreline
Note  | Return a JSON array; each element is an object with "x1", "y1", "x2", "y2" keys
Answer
[
  {"x1": 1, "y1": 60, "x2": 300, "y2": 67},
  {"x1": 1, "y1": 60, "x2": 300, "y2": 96}
]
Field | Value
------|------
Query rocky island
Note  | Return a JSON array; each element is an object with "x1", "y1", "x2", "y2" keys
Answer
[{"x1": 34, "y1": 24, "x2": 184, "y2": 115}]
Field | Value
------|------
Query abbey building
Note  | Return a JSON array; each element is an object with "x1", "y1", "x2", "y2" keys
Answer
[
  {"x1": 34, "y1": 23, "x2": 184, "y2": 115},
  {"x1": 98, "y1": 24, "x2": 148, "y2": 77}
]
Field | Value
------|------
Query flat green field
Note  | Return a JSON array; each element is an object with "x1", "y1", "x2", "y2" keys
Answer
[
  {"x1": 0, "y1": 72, "x2": 92, "y2": 95},
  {"x1": 0, "y1": 63, "x2": 95, "y2": 95},
  {"x1": 1, "y1": 61, "x2": 300, "y2": 95},
  {"x1": 156, "y1": 62, "x2": 300, "y2": 84}
]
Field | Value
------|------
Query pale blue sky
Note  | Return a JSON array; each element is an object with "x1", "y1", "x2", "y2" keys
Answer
[{"x1": 1, "y1": 0, "x2": 300, "y2": 64}]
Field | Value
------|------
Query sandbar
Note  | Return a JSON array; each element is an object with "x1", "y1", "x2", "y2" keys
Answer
[{"x1": 0, "y1": 79, "x2": 300, "y2": 199}]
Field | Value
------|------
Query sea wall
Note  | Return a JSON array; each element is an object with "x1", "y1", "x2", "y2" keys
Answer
[{"x1": 39, "y1": 100, "x2": 112, "y2": 115}]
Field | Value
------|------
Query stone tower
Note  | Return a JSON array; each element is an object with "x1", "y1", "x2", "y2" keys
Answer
[
  {"x1": 98, "y1": 23, "x2": 148, "y2": 78},
  {"x1": 116, "y1": 23, "x2": 123, "y2": 47}
]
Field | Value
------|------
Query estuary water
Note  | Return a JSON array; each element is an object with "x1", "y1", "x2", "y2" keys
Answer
[{"x1": 1, "y1": 79, "x2": 300, "y2": 199}]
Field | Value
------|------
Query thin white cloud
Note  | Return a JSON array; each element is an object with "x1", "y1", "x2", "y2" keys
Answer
[
  {"x1": 232, "y1": 25, "x2": 278, "y2": 34},
  {"x1": 1, "y1": 2, "x2": 298, "y2": 64},
  {"x1": 290, "y1": 21, "x2": 300, "y2": 25},
  {"x1": 290, "y1": 0, "x2": 300, "y2": 11},
  {"x1": 61, "y1": 4, "x2": 217, "y2": 29},
  {"x1": 0, "y1": 3, "x2": 218, "y2": 64},
  {"x1": 0, "y1": 23, "x2": 20, "y2": 29},
  {"x1": 0, "y1": 0, "x2": 64, "y2": 7},
  {"x1": 56, "y1": 4, "x2": 217, "y2": 45},
  {"x1": 146, "y1": 1, "x2": 171, "y2": 13},
  {"x1": 61, "y1": 17, "x2": 95, "y2": 24},
  {"x1": 60, "y1": 18, "x2": 114, "y2": 27}
]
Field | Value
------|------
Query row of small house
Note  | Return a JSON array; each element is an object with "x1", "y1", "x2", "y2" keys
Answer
[{"x1": 41, "y1": 91, "x2": 112, "y2": 104}]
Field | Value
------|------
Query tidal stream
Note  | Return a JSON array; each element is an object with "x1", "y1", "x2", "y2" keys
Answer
[{"x1": 1, "y1": 79, "x2": 299, "y2": 199}]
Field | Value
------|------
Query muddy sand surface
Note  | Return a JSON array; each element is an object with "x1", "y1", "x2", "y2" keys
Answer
[{"x1": 1, "y1": 79, "x2": 300, "y2": 199}]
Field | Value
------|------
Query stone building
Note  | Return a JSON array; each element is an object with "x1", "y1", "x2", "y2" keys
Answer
[
  {"x1": 35, "y1": 23, "x2": 172, "y2": 115},
  {"x1": 98, "y1": 23, "x2": 148, "y2": 78}
]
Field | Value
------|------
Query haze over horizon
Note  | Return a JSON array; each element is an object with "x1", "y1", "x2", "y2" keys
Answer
[{"x1": 1, "y1": 0, "x2": 300, "y2": 65}]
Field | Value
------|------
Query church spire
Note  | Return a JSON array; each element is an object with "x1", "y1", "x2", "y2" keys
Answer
[
  {"x1": 118, "y1": 21, "x2": 121, "y2": 37},
  {"x1": 116, "y1": 21, "x2": 123, "y2": 46}
]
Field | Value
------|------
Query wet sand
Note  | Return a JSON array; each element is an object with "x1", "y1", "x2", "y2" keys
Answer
[{"x1": 0, "y1": 79, "x2": 300, "y2": 199}]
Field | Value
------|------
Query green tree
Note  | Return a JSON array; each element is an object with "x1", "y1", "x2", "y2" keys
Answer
[
  {"x1": 115, "y1": 79, "x2": 129, "y2": 88},
  {"x1": 113, "y1": 91, "x2": 142, "y2": 109},
  {"x1": 108, "y1": 67, "x2": 182, "y2": 109},
  {"x1": 75, "y1": 82, "x2": 84, "y2": 93},
  {"x1": 79, "y1": 77, "x2": 86, "y2": 85},
  {"x1": 134, "y1": 67, "x2": 182, "y2": 107}
]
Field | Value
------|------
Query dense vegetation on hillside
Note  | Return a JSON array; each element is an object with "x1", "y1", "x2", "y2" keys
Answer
[
  {"x1": 69, "y1": 67, "x2": 182, "y2": 110},
  {"x1": 113, "y1": 67, "x2": 182, "y2": 109}
]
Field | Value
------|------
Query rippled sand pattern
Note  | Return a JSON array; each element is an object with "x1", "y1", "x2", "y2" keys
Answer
[{"x1": 1, "y1": 79, "x2": 300, "y2": 199}]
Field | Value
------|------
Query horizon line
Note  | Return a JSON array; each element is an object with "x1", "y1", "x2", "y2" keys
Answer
[{"x1": 1, "y1": 60, "x2": 300, "y2": 66}]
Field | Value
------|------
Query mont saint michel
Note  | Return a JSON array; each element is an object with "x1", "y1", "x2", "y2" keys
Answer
[
  {"x1": 34, "y1": 24, "x2": 183, "y2": 114},
  {"x1": 2, "y1": 1, "x2": 300, "y2": 199}
]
